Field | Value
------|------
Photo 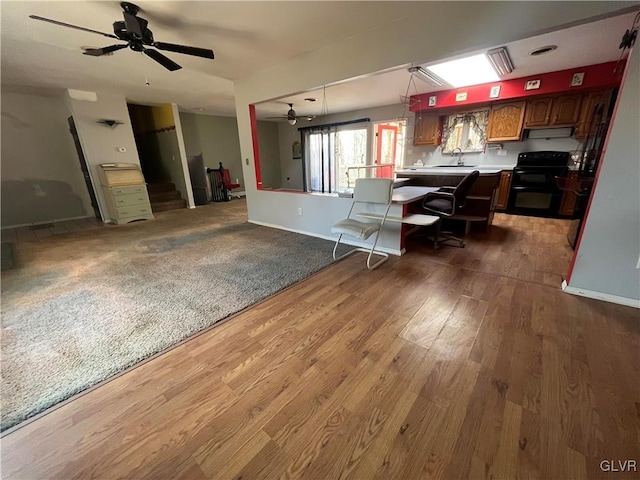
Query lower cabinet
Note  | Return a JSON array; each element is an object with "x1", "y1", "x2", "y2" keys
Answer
[
  {"x1": 559, "y1": 171, "x2": 580, "y2": 217},
  {"x1": 495, "y1": 170, "x2": 512, "y2": 211}
]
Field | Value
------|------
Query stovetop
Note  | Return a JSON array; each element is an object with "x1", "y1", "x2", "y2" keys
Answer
[{"x1": 516, "y1": 151, "x2": 570, "y2": 168}]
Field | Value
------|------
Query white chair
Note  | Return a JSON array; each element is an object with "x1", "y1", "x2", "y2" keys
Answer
[{"x1": 331, "y1": 178, "x2": 393, "y2": 270}]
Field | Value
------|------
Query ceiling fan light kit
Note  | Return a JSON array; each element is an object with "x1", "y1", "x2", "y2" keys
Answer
[
  {"x1": 266, "y1": 102, "x2": 316, "y2": 123},
  {"x1": 29, "y1": 2, "x2": 215, "y2": 72}
]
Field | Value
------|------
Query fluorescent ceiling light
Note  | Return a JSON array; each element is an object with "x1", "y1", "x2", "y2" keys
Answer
[
  {"x1": 426, "y1": 54, "x2": 500, "y2": 88},
  {"x1": 408, "y1": 66, "x2": 444, "y2": 87},
  {"x1": 487, "y1": 47, "x2": 514, "y2": 76}
]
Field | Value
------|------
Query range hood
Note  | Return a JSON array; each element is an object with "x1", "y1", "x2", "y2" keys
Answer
[{"x1": 526, "y1": 127, "x2": 574, "y2": 139}]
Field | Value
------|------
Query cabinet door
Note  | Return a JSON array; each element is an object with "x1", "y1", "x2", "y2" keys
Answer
[
  {"x1": 550, "y1": 94, "x2": 582, "y2": 125},
  {"x1": 413, "y1": 113, "x2": 439, "y2": 145},
  {"x1": 495, "y1": 171, "x2": 512, "y2": 211},
  {"x1": 487, "y1": 102, "x2": 526, "y2": 142},
  {"x1": 524, "y1": 97, "x2": 553, "y2": 127},
  {"x1": 575, "y1": 90, "x2": 611, "y2": 139},
  {"x1": 559, "y1": 171, "x2": 579, "y2": 216}
]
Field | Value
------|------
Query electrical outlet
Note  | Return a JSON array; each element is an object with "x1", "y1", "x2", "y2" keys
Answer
[
  {"x1": 297, "y1": 207, "x2": 303, "y2": 216},
  {"x1": 497, "y1": 150, "x2": 508, "y2": 156}
]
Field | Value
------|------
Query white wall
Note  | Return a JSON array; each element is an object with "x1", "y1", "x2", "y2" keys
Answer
[
  {"x1": 566, "y1": 44, "x2": 640, "y2": 305},
  {"x1": 1, "y1": 91, "x2": 93, "y2": 227},
  {"x1": 179, "y1": 112, "x2": 245, "y2": 192},
  {"x1": 278, "y1": 122, "x2": 303, "y2": 190},
  {"x1": 66, "y1": 91, "x2": 142, "y2": 223},
  {"x1": 233, "y1": 2, "x2": 633, "y2": 252},
  {"x1": 257, "y1": 120, "x2": 282, "y2": 189}
]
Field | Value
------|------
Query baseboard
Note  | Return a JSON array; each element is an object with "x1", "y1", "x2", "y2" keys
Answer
[
  {"x1": 562, "y1": 280, "x2": 640, "y2": 308},
  {"x1": 249, "y1": 220, "x2": 403, "y2": 256},
  {"x1": 1, "y1": 215, "x2": 98, "y2": 230}
]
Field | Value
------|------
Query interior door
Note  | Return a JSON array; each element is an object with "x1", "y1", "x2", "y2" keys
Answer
[
  {"x1": 375, "y1": 124, "x2": 397, "y2": 177},
  {"x1": 68, "y1": 116, "x2": 101, "y2": 219}
]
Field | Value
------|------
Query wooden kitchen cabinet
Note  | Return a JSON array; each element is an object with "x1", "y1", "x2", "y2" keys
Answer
[
  {"x1": 524, "y1": 94, "x2": 582, "y2": 128},
  {"x1": 559, "y1": 170, "x2": 580, "y2": 216},
  {"x1": 575, "y1": 90, "x2": 612, "y2": 139},
  {"x1": 524, "y1": 97, "x2": 553, "y2": 127},
  {"x1": 550, "y1": 94, "x2": 582, "y2": 125},
  {"x1": 495, "y1": 170, "x2": 513, "y2": 211},
  {"x1": 413, "y1": 113, "x2": 439, "y2": 146},
  {"x1": 486, "y1": 102, "x2": 526, "y2": 142}
]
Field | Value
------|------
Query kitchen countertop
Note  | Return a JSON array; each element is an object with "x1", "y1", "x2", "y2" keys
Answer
[{"x1": 397, "y1": 165, "x2": 513, "y2": 175}]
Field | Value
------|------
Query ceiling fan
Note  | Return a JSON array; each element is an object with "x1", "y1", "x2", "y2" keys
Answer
[
  {"x1": 29, "y1": 2, "x2": 215, "y2": 71},
  {"x1": 266, "y1": 103, "x2": 316, "y2": 125}
]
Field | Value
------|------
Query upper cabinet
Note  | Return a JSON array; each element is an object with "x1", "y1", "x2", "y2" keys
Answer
[
  {"x1": 413, "y1": 113, "x2": 439, "y2": 146},
  {"x1": 524, "y1": 94, "x2": 582, "y2": 128},
  {"x1": 486, "y1": 102, "x2": 526, "y2": 142},
  {"x1": 575, "y1": 90, "x2": 612, "y2": 139}
]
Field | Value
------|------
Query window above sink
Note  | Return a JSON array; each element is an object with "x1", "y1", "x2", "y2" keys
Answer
[{"x1": 441, "y1": 109, "x2": 489, "y2": 153}]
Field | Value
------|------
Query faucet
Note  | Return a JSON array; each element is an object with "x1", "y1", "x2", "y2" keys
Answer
[{"x1": 451, "y1": 147, "x2": 464, "y2": 166}]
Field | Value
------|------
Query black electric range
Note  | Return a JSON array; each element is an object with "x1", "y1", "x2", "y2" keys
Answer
[{"x1": 507, "y1": 151, "x2": 570, "y2": 218}]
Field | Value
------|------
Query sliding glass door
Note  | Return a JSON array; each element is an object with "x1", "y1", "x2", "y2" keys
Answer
[{"x1": 306, "y1": 125, "x2": 368, "y2": 193}]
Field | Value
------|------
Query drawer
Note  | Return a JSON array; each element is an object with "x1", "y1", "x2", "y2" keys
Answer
[
  {"x1": 113, "y1": 192, "x2": 149, "y2": 207},
  {"x1": 110, "y1": 185, "x2": 147, "y2": 196},
  {"x1": 116, "y1": 205, "x2": 152, "y2": 218}
]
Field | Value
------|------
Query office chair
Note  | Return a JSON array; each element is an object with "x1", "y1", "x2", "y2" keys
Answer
[
  {"x1": 208, "y1": 162, "x2": 241, "y2": 201},
  {"x1": 421, "y1": 170, "x2": 480, "y2": 248},
  {"x1": 331, "y1": 178, "x2": 393, "y2": 270},
  {"x1": 221, "y1": 167, "x2": 241, "y2": 199}
]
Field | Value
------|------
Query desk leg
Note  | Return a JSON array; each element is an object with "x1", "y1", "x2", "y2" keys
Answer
[{"x1": 400, "y1": 204, "x2": 408, "y2": 251}]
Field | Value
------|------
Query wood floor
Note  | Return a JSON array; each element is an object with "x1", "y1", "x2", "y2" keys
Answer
[{"x1": 2, "y1": 203, "x2": 639, "y2": 480}]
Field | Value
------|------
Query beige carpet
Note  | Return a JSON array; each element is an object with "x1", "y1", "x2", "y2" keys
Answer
[{"x1": 1, "y1": 203, "x2": 334, "y2": 431}]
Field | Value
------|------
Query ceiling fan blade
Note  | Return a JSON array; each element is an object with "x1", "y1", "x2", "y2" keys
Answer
[
  {"x1": 144, "y1": 48, "x2": 182, "y2": 71},
  {"x1": 29, "y1": 15, "x2": 118, "y2": 39},
  {"x1": 153, "y1": 42, "x2": 214, "y2": 59},
  {"x1": 123, "y1": 11, "x2": 143, "y2": 39},
  {"x1": 83, "y1": 44, "x2": 128, "y2": 56}
]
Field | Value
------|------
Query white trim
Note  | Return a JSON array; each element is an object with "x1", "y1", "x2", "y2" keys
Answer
[
  {"x1": 1, "y1": 215, "x2": 100, "y2": 230},
  {"x1": 248, "y1": 220, "x2": 403, "y2": 256},
  {"x1": 562, "y1": 280, "x2": 640, "y2": 309}
]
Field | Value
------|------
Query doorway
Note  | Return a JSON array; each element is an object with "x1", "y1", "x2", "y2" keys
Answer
[{"x1": 373, "y1": 120, "x2": 406, "y2": 176}]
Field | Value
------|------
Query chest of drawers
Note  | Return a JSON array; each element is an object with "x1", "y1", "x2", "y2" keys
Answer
[{"x1": 98, "y1": 164, "x2": 154, "y2": 225}]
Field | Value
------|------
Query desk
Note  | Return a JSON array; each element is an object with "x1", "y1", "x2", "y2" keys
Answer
[{"x1": 392, "y1": 186, "x2": 439, "y2": 204}]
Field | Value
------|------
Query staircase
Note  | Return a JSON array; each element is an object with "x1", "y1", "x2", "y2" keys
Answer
[{"x1": 147, "y1": 182, "x2": 187, "y2": 213}]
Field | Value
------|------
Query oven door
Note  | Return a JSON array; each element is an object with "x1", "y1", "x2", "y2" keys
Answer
[
  {"x1": 511, "y1": 168, "x2": 562, "y2": 188},
  {"x1": 507, "y1": 186, "x2": 562, "y2": 217}
]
